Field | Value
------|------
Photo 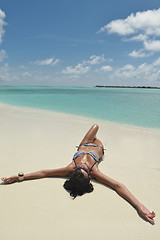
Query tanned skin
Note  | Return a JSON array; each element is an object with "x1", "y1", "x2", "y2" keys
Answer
[{"x1": 1, "y1": 124, "x2": 156, "y2": 224}]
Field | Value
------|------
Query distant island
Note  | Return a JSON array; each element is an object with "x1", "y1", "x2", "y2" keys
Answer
[{"x1": 95, "y1": 85, "x2": 160, "y2": 89}]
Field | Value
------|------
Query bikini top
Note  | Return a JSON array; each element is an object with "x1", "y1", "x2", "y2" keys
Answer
[{"x1": 73, "y1": 143, "x2": 105, "y2": 174}]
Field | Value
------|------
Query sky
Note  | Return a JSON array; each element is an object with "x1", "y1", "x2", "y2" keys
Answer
[{"x1": 0, "y1": 0, "x2": 160, "y2": 87}]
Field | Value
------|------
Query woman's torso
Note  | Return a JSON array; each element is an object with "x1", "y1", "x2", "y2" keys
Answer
[{"x1": 71, "y1": 141, "x2": 104, "y2": 175}]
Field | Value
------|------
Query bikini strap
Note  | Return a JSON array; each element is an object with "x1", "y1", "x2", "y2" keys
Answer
[
  {"x1": 73, "y1": 158, "x2": 77, "y2": 168},
  {"x1": 76, "y1": 144, "x2": 106, "y2": 151},
  {"x1": 88, "y1": 162, "x2": 97, "y2": 173}
]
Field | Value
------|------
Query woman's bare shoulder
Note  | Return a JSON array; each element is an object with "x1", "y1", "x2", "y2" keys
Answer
[
  {"x1": 66, "y1": 162, "x2": 74, "y2": 173},
  {"x1": 90, "y1": 167, "x2": 101, "y2": 179}
]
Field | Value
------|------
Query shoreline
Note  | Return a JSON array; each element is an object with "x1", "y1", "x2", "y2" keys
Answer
[
  {"x1": 1, "y1": 103, "x2": 160, "y2": 240},
  {"x1": 0, "y1": 86, "x2": 160, "y2": 129},
  {"x1": 0, "y1": 103, "x2": 160, "y2": 132}
]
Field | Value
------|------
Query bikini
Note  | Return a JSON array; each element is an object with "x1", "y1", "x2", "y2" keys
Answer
[{"x1": 73, "y1": 143, "x2": 105, "y2": 174}]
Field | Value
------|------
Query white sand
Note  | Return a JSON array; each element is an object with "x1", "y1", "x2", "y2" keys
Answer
[{"x1": 0, "y1": 103, "x2": 160, "y2": 240}]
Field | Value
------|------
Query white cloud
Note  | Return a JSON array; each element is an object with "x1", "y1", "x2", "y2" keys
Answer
[
  {"x1": 22, "y1": 71, "x2": 32, "y2": 77},
  {"x1": 129, "y1": 49, "x2": 152, "y2": 58},
  {"x1": 153, "y1": 57, "x2": 160, "y2": 66},
  {"x1": 0, "y1": 63, "x2": 54, "y2": 84},
  {"x1": 51, "y1": 59, "x2": 60, "y2": 65},
  {"x1": 34, "y1": 57, "x2": 60, "y2": 66},
  {"x1": 62, "y1": 55, "x2": 106, "y2": 75},
  {"x1": 0, "y1": 63, "x2": 10, "y2": 82},
  {"x1": 128, "y1": 34, "x2": 148, "y2": 42},
  {"x1": 144, "y1": 40, "x2": 160, "y2": 52},
  {"x1": 87, "y1": 55, "x2": 105, "y2": 65},
  {"x1": 99, "y1": 8, "x2": 160, "y2": 56},
  {"x1": 0, "y1": 9, "x2": 6, "y2": 44},
  {"x1": 105, "y1": 61, "x2": 160, "y2": 86},
  {"x1": 100, "y1": 8, "x2": 160, "y2": 36},
  {"x1": 62, "y1": 63, "x2": 90, "y2": 75},
  {"x1": 1, "y1": 59, "x2": 160, "y2": 87},
  {"x1": 121, "y1": 64, "x2": 135, "y2": 71},
  {"x1": 20, "y1": 65, "x2": 27, "y2": 69},
  {"x1": 111, "y1": 64, "x2": 135, "y2": 79},
  {"x1": 0, "y1": 49, "x2": 7, "y2": 62},
  {"x1": 101, "y1": 65, "x2": 112, "y2": 71},
  {"x1": 100, "y1": 18, "x2": 134, "y2": 36}
]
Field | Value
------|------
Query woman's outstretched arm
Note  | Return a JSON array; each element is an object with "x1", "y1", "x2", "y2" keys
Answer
[
  {"x1": 1, "y1": 166, "x2": 72, "y2": 184},
  {"x1": 93, "y1": 169, "x2": 156, "y2": 223}
]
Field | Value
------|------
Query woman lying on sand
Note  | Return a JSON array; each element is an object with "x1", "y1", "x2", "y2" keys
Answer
[{"x1": 1, "y1": 124, "x2": 155, "y2": 223}]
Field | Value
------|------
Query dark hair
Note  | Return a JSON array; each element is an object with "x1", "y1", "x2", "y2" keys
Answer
[{"x1": 63, "y1": 169, "x2": 94, "y2": 199}]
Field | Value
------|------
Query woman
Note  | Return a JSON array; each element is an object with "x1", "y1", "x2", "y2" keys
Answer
[{"x1": 1, "y1": 124, "x2": 155, "y2": 223}]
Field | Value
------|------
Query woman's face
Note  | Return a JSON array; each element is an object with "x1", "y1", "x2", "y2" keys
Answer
[
  {"x1": 81, "y1": 169, "x2": 88, "y2": 176},
  {"x1": 80, "y1": 163, "x2": 89, "y2": 176}
]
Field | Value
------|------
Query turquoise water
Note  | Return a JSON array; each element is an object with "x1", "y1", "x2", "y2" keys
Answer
[{"x1": 0, "y1": 86, "x2": 160, "y2": 129}]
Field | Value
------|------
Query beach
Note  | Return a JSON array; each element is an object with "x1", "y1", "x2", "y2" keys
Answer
[{"x1": 0, "y1": 103, "x2": 160, "y2": 240}]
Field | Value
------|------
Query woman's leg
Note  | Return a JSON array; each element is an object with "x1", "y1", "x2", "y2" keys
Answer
[
  {"x1": 79, "y1": 124, "x2": 104, "y2": 157},
  {"x1": 79, "y1": 124, "x2": 99, "y2": 146}
]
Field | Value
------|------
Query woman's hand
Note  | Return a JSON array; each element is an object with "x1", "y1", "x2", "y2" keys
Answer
[
  {"x1": 1, "y1": 176, "x2": 18, "y2": 184},
  {"x1": 138, "y1": 203, "x2": 156, "y2": 223}
]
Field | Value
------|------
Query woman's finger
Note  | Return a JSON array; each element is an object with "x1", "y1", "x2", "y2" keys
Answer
[{"x1": 1, "y1": 177, "x2": 11, "y2": 183}]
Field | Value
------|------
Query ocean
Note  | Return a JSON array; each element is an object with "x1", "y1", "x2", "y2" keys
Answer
[{"x1": 0, "y1": 86, "x2": 160, "y2": 129}]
